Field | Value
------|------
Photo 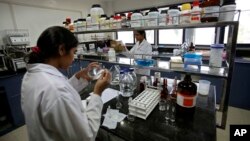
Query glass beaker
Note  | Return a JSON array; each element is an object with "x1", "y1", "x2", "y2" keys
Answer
[{"x1": 88, "y1": 66, "x2": 104, "y2": 80}]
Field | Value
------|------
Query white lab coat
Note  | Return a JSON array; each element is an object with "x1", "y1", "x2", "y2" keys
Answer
[
  {"x1": 129, "y1": 39, "x2": 152, "y2": 75},
  {"x1": 21, "y1": 63, "x2": 103, "y2": 141}
]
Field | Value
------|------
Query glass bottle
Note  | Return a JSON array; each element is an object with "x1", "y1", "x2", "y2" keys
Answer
[
  {"x1": 176, "y1": 74, "x2": 197, "y2": 118},
  {"x1": 110, "y1": 65, "x2": 120, "y2": 85},
  {"x1": 170, "y1": 76, "x2": 177, "y2": 101},
  {"x1": 128, "y1": 68, "x2": 137, "y2": 90},
  {"x1": 119, "y1": 71, "x2": 134, "y2": 97},
  {"x1": 153, "y1": 78, "x2": 159, "y2": 87},
  {"x1": 200, "y1": 0, "x2": 220, "y2": 22},
  {"x1": 139, "y1": 79, "x2": 145, "y2": 93},
  {"x1": 161, "y1": 78, "x2": 168, "y2": 100}
]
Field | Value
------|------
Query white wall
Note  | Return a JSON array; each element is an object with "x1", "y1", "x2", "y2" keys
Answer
[
  {"x1": 0, "y1": 0, "x2": 108, "y2": 47},
  {"x1": 112, "y1": 0, "x2": 193, "y2": 12}
]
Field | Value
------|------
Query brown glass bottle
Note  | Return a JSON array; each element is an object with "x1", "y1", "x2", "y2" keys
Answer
[
  {"x1": 153, "y1": 78, "x2": 159, "y2": 87},
  {"x1": 160, "y1": 78, "x2": 169, "y2": 99},
  {"x1": 170, "y1": 76, "x2": 177, "y2": 101},
  {"x1": 176, "y1": 74, "x2": 197, "y2": 118},
  {"x1": 200, "y1": 0, "x2": 220, "y2": 22},
  {"x1": 139, "y1": 79, "x2": 145, "y2": 93}
]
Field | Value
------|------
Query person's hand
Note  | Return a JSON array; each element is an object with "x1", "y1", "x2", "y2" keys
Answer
[
  {"x1": 94, "y1": 69, "x2": 111, "y2": 96},
  {"x1": 75, "y1": 62, "x2": 100, "y2": 81}
]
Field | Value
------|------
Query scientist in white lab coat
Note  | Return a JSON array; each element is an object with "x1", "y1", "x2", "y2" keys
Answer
[
  {"x1": 21, "y1": 26, "x2": 111, "y2": 141},
  {"x1": 129, "y1": 30, "x2": 152, "y2": 75}
]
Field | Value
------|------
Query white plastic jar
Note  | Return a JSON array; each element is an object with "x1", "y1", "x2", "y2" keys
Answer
[
  {"x1": 142, "y1": 12, "x2": 149, "y2": 27},
  {"x1": 168, "y1": 6, "x2": 180, "y2": 25},
  {"x1": 90, "y1": 4, "x2": 104, "y2": 24},
  {"x1": 131, "y1": 10, "x2": 143, "y2": 27},
  {"x1": 105, "y1": 17, "x2": 110, "y2": 29},
  {"x1": 159, "y1": 10, "x2": 167, "y2": 26},
  {"x1": 108, "y1": 48, "x2": 116, "y2": 62},
  {"x1": 180, "y1": 3, "x2": 191, "y2": 24},
  {"x1": 77, "y1": 19, "x2": 86, "y2": 31},
  {"x1": 148, "y1": 7, "x2": 159, "y2": 26},
  {"x1": 209, "y1": 44, "x2": 224, "y2": 67},
  {"x1": 219, "y1": 1, "x2": 236, "y2": 21},
  {"x1": 99, "y1": 14, "x2": 107, "y2": 30},
  {"x1": 191, "y1": 0, "x2": 201, "y2": 23}
]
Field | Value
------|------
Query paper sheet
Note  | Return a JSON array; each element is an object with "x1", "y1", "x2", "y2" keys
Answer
[
  {"x1": 102, "y1": 116, "x2": 117, "y2": 129},
  {"x1": 102, "y1": 108, "x2": 127, "y2": 129},
  {"x1": 100, "y1": 88, "x2": 120, "y2": 103}
]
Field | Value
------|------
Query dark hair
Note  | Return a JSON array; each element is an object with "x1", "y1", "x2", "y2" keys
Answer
[
  {"x1": 135, "y1": 30, "x2": 146, "y2": 40},
  {"x1": 25, "y1": 26, "x2": 78, "y2": 64}
]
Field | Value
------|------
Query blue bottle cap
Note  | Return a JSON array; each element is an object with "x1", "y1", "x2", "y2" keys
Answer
[{"x1": 210, "y1": 44, "x2": 224, "y2": 48}]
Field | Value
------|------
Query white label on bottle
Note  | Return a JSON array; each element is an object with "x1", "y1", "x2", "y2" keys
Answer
[
  {"x1": 203, "y1": 6, "x2": 220, "y2": 18},
  {"x1": 191, "y1": 11, "x2": 201, "y2": 23},
  {"x1": 177, "y1": 93, "x2": 197, "y2": 108}
]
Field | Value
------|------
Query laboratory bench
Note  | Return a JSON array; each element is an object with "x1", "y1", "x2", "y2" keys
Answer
[
  {"x1": 79, "y1": 76, "x2": 216, "y2": 141},
  {"x1": 0, "y1": 56, "x2": 250, "y2": 135}
]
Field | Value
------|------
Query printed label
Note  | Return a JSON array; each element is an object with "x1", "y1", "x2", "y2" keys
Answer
[
  {"x1": 177, "y1": 93, "x2": 196, "y2": 108},
  {"x1": 203, "y1": 6, "x2": 220, "y2": 18}
]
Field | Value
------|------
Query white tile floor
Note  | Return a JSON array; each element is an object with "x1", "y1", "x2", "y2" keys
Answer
[{"x1": 0, "y1": 106, "x2": 249, "y2": 141}]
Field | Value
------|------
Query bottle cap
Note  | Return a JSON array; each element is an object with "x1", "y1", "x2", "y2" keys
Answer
[
  {"x1": 149, "y1": 7, "x2": 159, "y2": 12},
  {"x1": 193, "y1": 0, "x2": 199, "y2": 7},
  {"x1": 184, "y1": 74, "x2": 192, "y2": 81},
  {"x1": 181, "y1": 3, "x2": 191, "y2": 11},
  {"x1": 210, "y1": 44, "x2": 224, "y2": 48},
  {"x1": 222, "y1": 0, "x2": 236, "y2": 6},
  {"x1": 129, "y1": 68, "x2": 134, "y2": 72},
  {"x1": 92, "y1": 4, "x2": 101, "y2": 8}
]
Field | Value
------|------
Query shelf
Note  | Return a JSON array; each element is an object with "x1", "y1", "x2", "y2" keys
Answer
[
  {"x1": 76, "y1": 56, "x2": 228, "y2": 78},
  {"x1": 74, "y1": 21, "x2": 239, "y2": 34}
]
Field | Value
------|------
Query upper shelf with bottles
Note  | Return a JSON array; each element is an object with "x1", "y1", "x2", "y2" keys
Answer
[{"x1": 70, "y1": 0, "x2": 240, "y2": 34}]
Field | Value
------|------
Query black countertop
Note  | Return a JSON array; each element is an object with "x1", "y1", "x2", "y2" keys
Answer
[{"x1": 80, "y1": 77, "x2": 216, "y2": 141}]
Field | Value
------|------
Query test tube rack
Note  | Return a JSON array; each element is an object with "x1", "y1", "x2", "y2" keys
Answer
[{"x1": 128, "y1": 88, "x2": 160, "y2": 120}]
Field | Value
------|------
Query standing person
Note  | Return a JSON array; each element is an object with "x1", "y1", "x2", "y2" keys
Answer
[
  {"x1": 129, "y1": 30, "x2": 152, "y2": 75},
  {"x1": 21, "y1": 26, "x2": 111, "y2": 141}
]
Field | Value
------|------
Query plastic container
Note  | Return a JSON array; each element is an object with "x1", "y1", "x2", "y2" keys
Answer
[
  {"x1": 159, "y1": 10, "x2": 167, "y2": 26},
  {"x1": 131, "y1": 10, "x2": 143, "y2": 27},
  {"x1": 120, "y1": 13, "x2": 128, "y2": 28},
  {"x1": 219, "y1": 0, "x2": 236, "y2": 21},
  {"x1": 209, "y1": 44, "x2": 224, "y2": 67},
  {"x1": 77, "y1": 19, "x2": 86, "y2": 31},
  {"x1": 90, "y1": 4, "x2": 104, "y2": 24},
  {"x1": 114, "y1": 15, "x2": 122, "y2": 29},
  {"x1": 168, "y1": 6, "x2": 180, "y2": 25},
  {"x1": 200, "y1": 0, "x2": 220, "y2": 22},
  {"x1": 148, "y1": 7, "x2": 159, "y2": 26},
  {"x1": 119, "y1": 71, "x2": 134, "y2": 97},
  {"x1": 86, "y1": 14, "x2": 92, "y2": 31},
  {"x1": 180, "y1": 3, "x2": 191, "y2": 24},
  {"x1": 110, "y1": 15, "x2": 114, "y2": 28},
  {"x1": 184, "y1": 53, "x2": 202, "y2": 70},
  {"x1": 191, "y1": 0, "x2": 202, "y2": 23},
  {"x1": 198, "y1": 80, "x2": 211, "y2": 95},
  {"x1": 108, "y1": 48, "x2": 116, "y2": 62},
  {"x1": 134, "y1": 59, "x2": 155, "y2": 67},
  {"x1": 100, "y1": 14, "x2": 107, "y2": 29},
  {"x1": 105, "y1": 17, "x2": 110, "y2": 29},
  {"x1": 142, "y1": 12, "x2": 149, "y2": 27}
]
